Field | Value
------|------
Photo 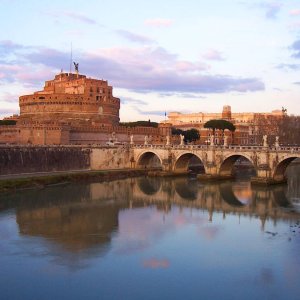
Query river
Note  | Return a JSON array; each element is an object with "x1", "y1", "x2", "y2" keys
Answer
[{"x1": 0, "y1": 165, "x2": 300, "y2": 300}]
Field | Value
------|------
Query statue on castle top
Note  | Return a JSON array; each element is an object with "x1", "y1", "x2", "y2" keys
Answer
[
  {"x1": 144, "y1": 135, "x2": 148, "y2": 145},
  {"x1": 130, "y1": 134, "x2": 134, "y2": 145},
  {"x1": 210, "y1": 135, "x2": 215, "y2": 146},
  {"x1": 73, "y1": 62, "x2": 79, "y2": 74}
]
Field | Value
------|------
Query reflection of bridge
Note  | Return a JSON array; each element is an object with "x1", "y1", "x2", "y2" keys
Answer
[
  {"x1": 131, "y1": 144, "x2": 300, "y2": 185},
  {"x1": 133, "y1": 177, "x2": 299, "y2": 226},
  {"x1": 4, "y1": 176, "x2": 298, "y2": 259}
]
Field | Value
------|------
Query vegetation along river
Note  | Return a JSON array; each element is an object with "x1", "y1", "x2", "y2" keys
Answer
[{"x1": 0, "y1": 164, "x2": 300, "y2": 299}]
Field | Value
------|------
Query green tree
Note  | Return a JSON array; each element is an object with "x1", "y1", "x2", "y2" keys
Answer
[
  {"x1": 120, "y1": 121, "x2": 158, "y2": 128},
  {"x1": 0, "y1": 120, "x2": 17, "y2": 125},
  {"x1": 204, "y1": 119, "x2": 235, "y2": 144},
  {"x1": 184, "y1": 128, "x2": 200, "y2": 143},
  {"x1": 172, "y1": 127, "x2": 200, "y2": 143},
  {"x1": 204, "y1": 119, "x2": 219, "y2": 135}
]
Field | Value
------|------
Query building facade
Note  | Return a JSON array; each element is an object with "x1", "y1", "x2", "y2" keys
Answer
[{"x1": 167, "y1": 105, "x2": 285, "y2": 145}]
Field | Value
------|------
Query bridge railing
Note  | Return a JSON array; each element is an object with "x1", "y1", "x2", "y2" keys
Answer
[{"x1": 131, "y1": 144, "x2": 300, "y2": 153}]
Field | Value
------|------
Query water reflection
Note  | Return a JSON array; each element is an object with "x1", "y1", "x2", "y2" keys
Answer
[
  {"x1": 1, "y1": 169, "x2": 300, "y2": 299},
  {"x1": 0, "y1": 171, "x2": 300, "y2": 257}
]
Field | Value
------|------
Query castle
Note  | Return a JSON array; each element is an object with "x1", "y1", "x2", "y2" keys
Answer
[{"x1": 0, "y1": 72, "x2": 171, "y2": 145}]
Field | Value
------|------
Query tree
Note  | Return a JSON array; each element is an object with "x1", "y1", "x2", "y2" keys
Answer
[
  {"x1": 172, "y1": 127, "x2": 200, "y2": 143},
  {"x1": 204, "y1": 119, "x2": 219, "y2": 135},
  {"x1": 0, "y1": 120, "x2": 17, "y2": 125},
  {"x1": 204, "y1": 119, "x2": 235, "y2": 143},
  {"x1": 204, "y1": 119, "x2": 235, "y2": 133},
  {"x1": 184, "y1": 128, "x2": 200, "y2": 143},
  {"x1": 120, "y1": 121, "x2": 158, "y2": 128}
]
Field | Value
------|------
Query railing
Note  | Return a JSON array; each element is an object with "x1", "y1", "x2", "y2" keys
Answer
[
  {"x1": 131, "y1": 144, "x2": 300, "y2": 153},
  {"x1": 1, "y1": 143, "x2": 300, "y2": 153}
]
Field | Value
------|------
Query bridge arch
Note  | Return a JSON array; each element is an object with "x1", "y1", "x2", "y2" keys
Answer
[
  {"x1": 273, "y1": 157, "x2": 299, "y2": 182},
  {"x1": 174, "y1": 152, "x2": 205, "y2": 174},
  {"x1": 136, "y1": 151, "x2": 163, "y2": 169},
  {"x1": 219, "y1": 154, "x2": 256, "y2": 178}
]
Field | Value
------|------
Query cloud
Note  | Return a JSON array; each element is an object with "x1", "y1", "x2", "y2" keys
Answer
[
  {"x1": 0, "y1": 41, "x2": 265, "y2": 95},
  {"x1": 202, "y1": 49, "x2": 226, "y2": 61},
  {"x1": 261, "y1": 1, "x2": 282, "y2": 19},
  {"x1": 115, "y1": 30, "x2": 154, "y2": 44},
  {"x1": 46, "y1": 11, "x2": 98, "y2": 25},
  {"x1": 134, "y1": 108, "x2": 166, "y2": 117},
  {"x1": 276, "y1": 63, "x2": 300, "y2": 70},
  {"x1": 289, "y1": 9, "x2": 300, "y2": 16},
  {"x1": 144, "y1": 18, "x2": 173, "y2": 27},
  {"x1": 63, "y1": 12, "x2": 97, "y2": 24},
  {"x1": 244, "y1": 1, "x2": 282, "y2": 19},
  {"x1": 288, "y1": 21, "x2": 300, "y2": 31},
  {"x1": 120, "y1": 97, "x2": 147, "y2": 106},
  {"x1": 293, "y1": 82, "x2": 300, "y2": 85},
  {"x1": 290, "y1": 39, "x2": 300, "y2": 58},
  {"x1": 0, "y1": 40, "x2": 26, "y2": 56},
  {"x1": 1, "y1": 92, "x2": 19, "y2": 103},
  {"x1": 0, "y1": 107, "x2": 19, "y2": 115},
  {"x1": 159, "y1": 92, "x2": 206, "y2": 98}
]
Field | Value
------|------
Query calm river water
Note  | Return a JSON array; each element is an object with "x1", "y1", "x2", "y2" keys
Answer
[{"x1": 1, "y1": 165, "x2": 300, "y2": 300}]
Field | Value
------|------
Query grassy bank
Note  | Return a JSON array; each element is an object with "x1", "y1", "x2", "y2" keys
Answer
[{"x1": 0, "y1": 169, "x2": 147, "y2": 193}]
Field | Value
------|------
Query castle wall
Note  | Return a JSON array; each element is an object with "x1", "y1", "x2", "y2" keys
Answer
[
  {"x1": 0, "y1": 126, "x2": 19, "y2": 144},
  {"x1": 19, "y1": 126, "x2": 70, "y2": 145}
]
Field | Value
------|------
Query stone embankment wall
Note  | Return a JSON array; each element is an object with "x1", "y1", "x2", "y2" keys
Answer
[
  {"x1": 90, "y1": 147, "x2": 131, "y2": 170},
  {"x1": 0, "y1": 146, "x2": 91, "y2": 175}
]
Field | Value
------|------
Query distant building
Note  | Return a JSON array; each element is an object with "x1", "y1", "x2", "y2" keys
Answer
[{"x1": 167, "y1": 105, "x2": 286, "y2": 145}]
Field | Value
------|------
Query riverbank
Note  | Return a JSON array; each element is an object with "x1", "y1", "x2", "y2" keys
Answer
[{"x1": 0, "y1": 169, "x2": 147, "y2": 193}]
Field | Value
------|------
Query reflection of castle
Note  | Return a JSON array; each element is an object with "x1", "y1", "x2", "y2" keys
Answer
[{"x1": 0, "y1": 72, "x2": 171, "y2": 145}]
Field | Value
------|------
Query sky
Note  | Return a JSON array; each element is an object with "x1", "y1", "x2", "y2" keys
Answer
[{"x1": 0, "y1": 0, "x2": 300, "y2": 121}]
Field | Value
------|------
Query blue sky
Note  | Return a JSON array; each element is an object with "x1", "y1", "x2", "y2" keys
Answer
[{"x1": 1, "y1": 0, "x2": 300, "y2": 121}]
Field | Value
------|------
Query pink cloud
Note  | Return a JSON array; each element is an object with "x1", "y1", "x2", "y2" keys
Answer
[
  {"x1": 175, "y1": 60, "x2": 209, "y2": 72},
  {"x1": 115, "y1": 30, "x2": 154, "y2": 44},
  {"x1": 144, "y1": 18, "x2": 173, "y2": 27},
  {"x1": 289, "y1": 9, "x2": 300, "y2": 16},
  {"x1": 202, "y1": 49, "x2": 225, "y2": 61},
  {"x1": 0, "y1": 40, "x2": 265, "y2": 94}
]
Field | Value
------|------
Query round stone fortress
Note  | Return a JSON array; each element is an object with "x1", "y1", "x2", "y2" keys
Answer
[{"x1": 19, "y1": 72, "x2": 120, "y2": 125}]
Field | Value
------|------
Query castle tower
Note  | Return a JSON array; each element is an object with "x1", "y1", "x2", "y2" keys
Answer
[
  {"x1": 222, "y1": 105, "x2": 232, "y2": 120},
  {"x1": 19, "y1": 73, "x2": 120, "y2": 126},
  {"x1": 158, "y1": 122, "x2": 172, "y2": 136}
]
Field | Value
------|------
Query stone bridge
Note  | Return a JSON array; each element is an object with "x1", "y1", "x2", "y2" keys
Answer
[{"x1": 131, "y1": 144, "x2": 300, "y2": 185}]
